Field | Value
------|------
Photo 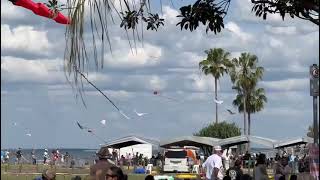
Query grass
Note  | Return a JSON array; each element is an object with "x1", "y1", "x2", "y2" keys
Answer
[{"x1": 1, "y1": 164, "x2": 149, "y2": 180}]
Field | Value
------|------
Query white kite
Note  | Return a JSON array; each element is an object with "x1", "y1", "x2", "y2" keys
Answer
[
  {"x1": 26, "y1": 133, "x2": 32, "y2": 136},
  {"x1": 134, "y1": 109, "x2": 148, "y2": 117},
  {"x1": 214, "y1": 99, "x2": 224, "y2": 104},
  {"x1": 100, "y1": 120, "x2": 106, "y2": 125},
  {"x1": 13, "y1": 122, "x2": 18, "y2": 126}
]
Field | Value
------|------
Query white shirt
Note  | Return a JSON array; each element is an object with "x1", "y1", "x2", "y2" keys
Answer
[{"x1": 202, "y1": 154, "x2": 224, "y2": 180}]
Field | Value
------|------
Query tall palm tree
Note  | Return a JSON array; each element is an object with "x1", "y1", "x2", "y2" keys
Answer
[
  {"x1": 233, "y1": 86, "x2": 267, "y2": 136},
  {"x1": 230, "y1": 52, "x2": 264, "y2": 135},
  {"x1": 199, "y1": 48, "x2": 233, "y2": 124}
]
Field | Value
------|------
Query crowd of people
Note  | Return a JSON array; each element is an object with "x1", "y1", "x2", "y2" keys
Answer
[
  {"x1": 1, "y1": 148, "x2": 75, "y2": 167},
  {"x1": 1, "y1": 144, "x2": 315, "y2": 180},
  {"x1": 200, "y1": 145, "x2": 314, "y2": 180}
]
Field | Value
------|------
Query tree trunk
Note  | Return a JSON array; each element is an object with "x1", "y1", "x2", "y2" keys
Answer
[
  {"x1": 243, "y1": 94, "x2": 247, "y2": 136},
  {"x1": 215, "y1": 77, "x2": 218, "y2": 124},
  {"x1": 248, "y1": 111, "x2": 251, "y2": 153},
  {"x1": 248, "y1": 112, "x2": 251, "y2": 136}
]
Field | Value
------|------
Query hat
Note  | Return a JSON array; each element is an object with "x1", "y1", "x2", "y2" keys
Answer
[
  {"x1": 42, "y1": 169, "x2": 56, "y2": 179},
  {"x1": 96, "y1": 148, "x2": 112, "y2": 159},
  {"x1": 213, "y1": 146, "x2": 222, "y2": 151}
]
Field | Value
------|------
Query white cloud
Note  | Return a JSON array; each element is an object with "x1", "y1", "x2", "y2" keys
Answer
[
  {"x1": 185, "y1": 74, "x2": 215, "y2": 92},
  {"x1": 1, "y1": 56, "x2": 64, "y2": 83},
  {"x1": 1, "y1": 0, "x2": 29, "y2": 21},
  {"x1": 1, "y1": 25, "x2": 51, "y2": 55},
  {"x1": 225, "y1": 21, "x2": 253, "y2": 42},
  {"x1": 104, "y1": 43, "x2": 162, "y2": 69},
  {"x1": 261, "y1": 78, "x2": 308, "y2": 91},
  {"x1": 148, "y1": 75, "x2": 167, "y2": 91},
  {"x1": 265, "y1": 25, "x2": 297, "y2": 35}
]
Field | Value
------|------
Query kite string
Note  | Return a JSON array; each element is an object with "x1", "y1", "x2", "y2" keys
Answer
[{"x1": 74, "y1": 67, "x2": 120, "y2": 111}]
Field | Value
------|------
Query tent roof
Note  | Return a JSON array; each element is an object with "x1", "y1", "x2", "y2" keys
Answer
[
  {"x1": 160, "y1": 136, "x2": 220, "y2": 148},
  {"x1": 101, "y1": 135, "x2": 160, "y2": 149},
  {"x1": 217, "y1": 135, "x2": 277, "y2": 148},
  {"x1": 274, "y1": 137, "x2": 313, "y2": 149}
]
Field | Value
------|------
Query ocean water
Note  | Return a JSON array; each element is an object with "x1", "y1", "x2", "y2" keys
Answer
[{"x1": 1, "y1": 148, "x2": 98, "y2": 165}]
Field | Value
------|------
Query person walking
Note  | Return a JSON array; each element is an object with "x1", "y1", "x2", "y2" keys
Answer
[{"x1": 202, "y1": 146, "x2": 224, "y2": 180}]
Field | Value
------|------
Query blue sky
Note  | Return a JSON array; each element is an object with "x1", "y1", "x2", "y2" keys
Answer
[{"x1": 1, "y1": 0, "x2": 319, "y2": 149}]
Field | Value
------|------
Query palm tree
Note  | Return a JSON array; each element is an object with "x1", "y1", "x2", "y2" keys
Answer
[
  {"x1": 230, "y1": 52, "x2": 264, "y2": 135},
  {"x1": 199, "y1": 48, "x2": 233, "y2": 124},
  {"x1": 233, "y1": 86, "x2": 267, "y2": 136}
]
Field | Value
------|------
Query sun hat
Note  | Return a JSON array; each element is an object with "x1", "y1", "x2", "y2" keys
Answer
[{"x1": 96, "y1": 148, "x2": 112, "y2": 159}]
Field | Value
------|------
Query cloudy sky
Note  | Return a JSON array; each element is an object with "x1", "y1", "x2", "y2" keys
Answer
[{"x1": 1, "y1": 0, "x2": 319, "y2": 149}]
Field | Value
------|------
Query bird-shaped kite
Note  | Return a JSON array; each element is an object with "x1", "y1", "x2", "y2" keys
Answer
[
  {"x1": 9, "y1": 0, "x2": 70, "y2": 24},
  {"x1": 214, "y1": 99, "x2": 224, "y2": 104},
  {"x1": 134, "y1": 109, "x2": 148, "y2": 117},
  {"x1": 227, "y1": 109, "x2": 236, "y2": 115}
]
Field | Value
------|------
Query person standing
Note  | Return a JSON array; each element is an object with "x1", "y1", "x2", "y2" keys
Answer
[
  {"x1": 32, "y1": 150, "x2": 37, "y2": 165},
  {"x1": 89, "y1": 148, "x2": 115, "y2": 180},
  {"x1": 225, "y1": 159, "x2": 243, "y2": 180},
  {"x1": 43, "y1": 149, "x2": 49, "y2": 164},
  {"x1": 16, "y1": 148, "x2": 22, "y2": 164},
  {"x1": 4, "y1": 150, "x2": 10, "y2": 163},
  {"x1": 202, "y1": 146, "x2": 224, "y2": 180},
  {"x1": 253, "y1": 154, "x2": 268, "y2": 180}
]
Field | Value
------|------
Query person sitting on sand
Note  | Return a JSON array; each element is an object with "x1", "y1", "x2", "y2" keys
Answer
[{"x1": 89, "y1": 148, "x2": 115, "y2": 180}]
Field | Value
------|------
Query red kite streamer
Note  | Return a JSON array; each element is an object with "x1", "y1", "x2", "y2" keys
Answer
[{"x1": 9, "y1": 0, "x2": 70, "y2": 24}]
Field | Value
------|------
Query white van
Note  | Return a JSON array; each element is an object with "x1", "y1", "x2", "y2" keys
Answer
[{"x1": 163, "y1": 146, "x2": 200, "y2": 173}]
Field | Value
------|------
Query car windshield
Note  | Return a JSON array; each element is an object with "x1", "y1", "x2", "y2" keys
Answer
[{"x1": 165, "y1": 150, "x2": 187, "y2": 158}]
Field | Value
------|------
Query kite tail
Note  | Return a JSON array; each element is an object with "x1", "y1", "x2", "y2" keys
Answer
[
  {"x1": 89, "y1": 132, "x2": 106, "y2": 143},
  {"x1": 159, "y1": 94, "x2": 180, "y2": 102},
  {"x1": 53, "y1": 12, "x2": 71, "y2": 24},
  {"x1": 12, "y1": 0, "x2": 70, "y2": 25}
]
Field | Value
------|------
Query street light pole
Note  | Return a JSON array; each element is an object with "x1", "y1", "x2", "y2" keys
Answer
[{"x1": 313, "y1": 96, "x2": 318, "y2": 144}]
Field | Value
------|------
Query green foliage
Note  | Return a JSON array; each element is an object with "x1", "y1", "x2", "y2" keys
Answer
[
  {"x1": 199, "y1": 48, "x2": 233, "y2": 79},
  {"x1": 194, "y1": 121, "x2": 241, "y2": 139},
  {"x1": 307, "y1": 125, "x2": 314, "y2": 138}
]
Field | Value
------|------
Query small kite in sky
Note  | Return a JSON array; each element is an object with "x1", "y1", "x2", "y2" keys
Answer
[
  {"x1": 100, "y1": 120, "x2": 106, "y2": 125},
  {"x1": 227, "y1": 109, "x2": 236, "y2": 115},
  {"x1": 134, "y1": 109, "x2": 148, "y2": 117},
  {"x1": 214, "y1": 99, "x2": 224, "y2": 104},
  {"x1": 13, "y1": 122, "x2": 18, "y2": 126},
  {"x1": 26, "y1": 133, "x2": 32, "y2": 136},
  {"x1": 9, "y1": 0, "x2": 70, "y2": 24}
]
